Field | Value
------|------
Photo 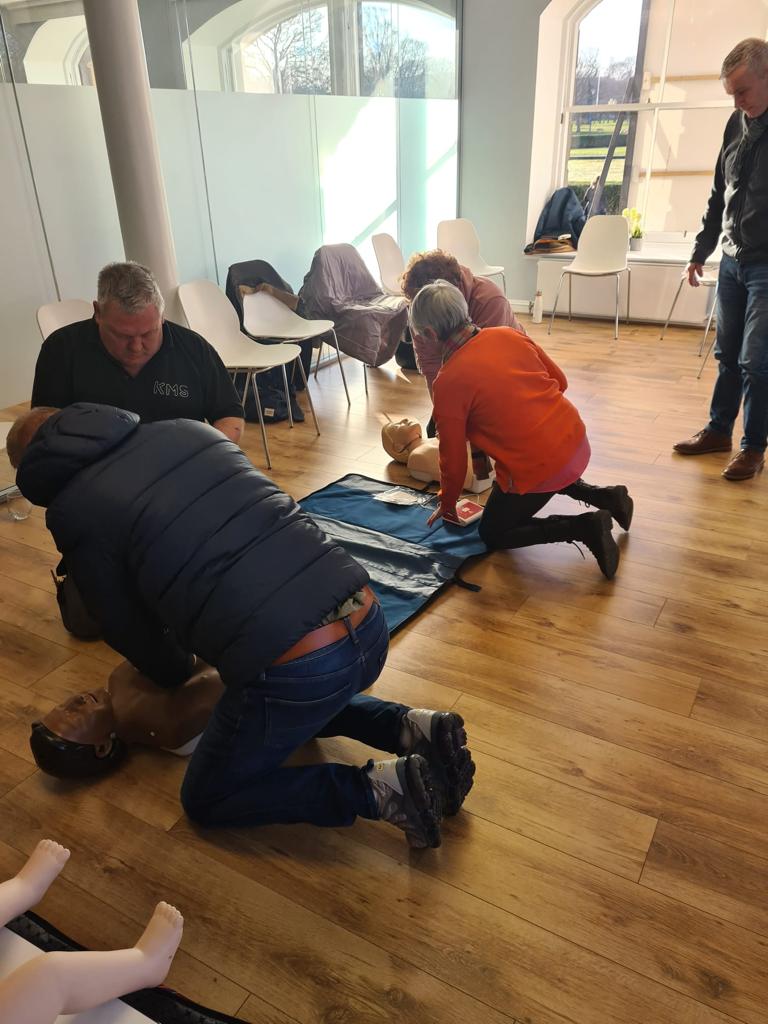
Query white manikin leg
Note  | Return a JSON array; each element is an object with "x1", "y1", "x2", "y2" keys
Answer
[{"x1": 0, "y1": 901, "x2": 183, "y2": 1024}]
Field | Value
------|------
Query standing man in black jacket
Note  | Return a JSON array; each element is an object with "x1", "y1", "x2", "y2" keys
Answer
[
  {"x1": 8, "y1": 404, "x2": 474, "y2": 848},
  {"x1": 674, "y1": 39, "x2": 768, "y2": 481}
]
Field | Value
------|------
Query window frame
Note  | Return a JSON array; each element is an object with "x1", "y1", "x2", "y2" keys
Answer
[{"x1": 557, "y1": 0, "x2": 735, "y2": 231}]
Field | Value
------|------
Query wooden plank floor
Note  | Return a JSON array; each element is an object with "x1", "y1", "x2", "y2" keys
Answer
[{"x1": 1, "y1": 316, "x2": 767, "y2": 1024}]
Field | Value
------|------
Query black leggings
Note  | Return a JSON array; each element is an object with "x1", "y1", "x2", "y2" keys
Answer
[{"x1": 478, "y1": 484, "x2": 556, "y2": 549}]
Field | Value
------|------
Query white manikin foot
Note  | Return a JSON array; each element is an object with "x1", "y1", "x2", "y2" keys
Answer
[
  {"x1": 0, "y1": 840, "x2": 70, "y2": 925},
  {"x1": 134, "y1": 902, "x2": 184, "y2": 989}
]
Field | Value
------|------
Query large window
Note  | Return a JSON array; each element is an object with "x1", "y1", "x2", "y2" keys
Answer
[
  {"x1": 561, "y1": 0, "x2": 768, "y2": 231},
  {"x1": 226, "y1": 0, "x2": 456, "y2": 99},
  {"x1": 174, "y1": 0, "x2": 459, "y2": 285}
]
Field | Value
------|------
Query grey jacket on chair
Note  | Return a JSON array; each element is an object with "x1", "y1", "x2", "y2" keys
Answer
[{"x1": 299, "y1": 244, "x2": 408, "y2": 367}]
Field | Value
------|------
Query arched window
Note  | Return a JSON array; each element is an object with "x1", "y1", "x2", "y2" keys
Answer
[
  {"x1": 555, "y1": 0, "x2": 768, "y2": 233},
  {"x1": 222, "y1": 0, "x2": 457, "y2": 98},
  {"x1": 233, "y1": 4, "x2": 331, "y2": 95}
]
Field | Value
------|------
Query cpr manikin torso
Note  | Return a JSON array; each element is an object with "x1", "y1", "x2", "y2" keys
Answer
[
  {"x1": 381, "y1": 418, "x2": 494, "y2": 494},
  {"x1": 107, "y1": 659, "x2": 224, "y2": 754},
  {"x1": 29, "y1": 661, "x2": 225, "y2": 783}
]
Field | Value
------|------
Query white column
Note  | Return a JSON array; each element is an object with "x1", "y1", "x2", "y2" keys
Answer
[{"x1": 82, "y1": 0, "x2": 182, "y2": 319}]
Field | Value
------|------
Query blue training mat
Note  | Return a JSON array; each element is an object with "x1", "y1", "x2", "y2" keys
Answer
[{"x1": 300, "y1": 474, "x2": 488, "y2": 633}]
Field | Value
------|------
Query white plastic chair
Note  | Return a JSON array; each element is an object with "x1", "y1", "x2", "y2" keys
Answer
[
  {"x1": 178, "y1": 280, "x2": 318, "y2": 470},
  {"x1": 36, "y1": 299, "x2": 93, "y2": 339},
  {"x1": 547, "y1": 215, "x2": 630, "y2": 340},
  {"x1": 437, "y1": 218, "x2": 506, "y2": 292},
  {"x1": 242, "y1": 290, "x2": 350, "y2": 406},
  {"x1": 372, "y1": 233, "x2": 406, "y2": 296}
]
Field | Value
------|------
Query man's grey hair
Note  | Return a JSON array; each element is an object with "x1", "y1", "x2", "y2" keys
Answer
[
  {"x1": 409, "y1": 280, "x2": 470, "y2": 342},
  {"x1": 97, "y1": 261, "x2": 165, "y2": 316},
  {"x1": 721, "y1": 38, "x2": 768, "y2": 80}
]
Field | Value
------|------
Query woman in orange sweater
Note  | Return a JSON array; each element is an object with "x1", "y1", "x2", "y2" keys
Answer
[{"x1": 409, "y1": 281, "x2": 633, "y2": 579}]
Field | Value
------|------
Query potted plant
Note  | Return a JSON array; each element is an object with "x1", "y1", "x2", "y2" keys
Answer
[{"x1": 622, "y1": 207, "x2": 643, "y2": 251}]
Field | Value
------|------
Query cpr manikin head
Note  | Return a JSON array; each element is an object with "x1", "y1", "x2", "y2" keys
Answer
[
  {"x1": 382, "y1": 418, "x2": 423, "y2": 463},
  {"x1": 30, "y1": 690, "x2": 127, "y2": 780}
]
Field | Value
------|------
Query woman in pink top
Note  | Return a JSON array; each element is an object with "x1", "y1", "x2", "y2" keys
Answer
[{"x1": 401, "y1": 250, "x2": 526, "y2": 395}]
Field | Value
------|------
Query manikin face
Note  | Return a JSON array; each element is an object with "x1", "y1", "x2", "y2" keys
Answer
[
  {"x1": 94, "y1": 300, "x2": 164, "y2": 376},
  {"x1": 382, "y1": 418, "x2": 423, "y2": 463},
  {"x1": 42, "y1": 689, "x2": 116, "y2": 755},
  {"x1": 724, "y1": 63, "x2": 768, "y2": 120}
]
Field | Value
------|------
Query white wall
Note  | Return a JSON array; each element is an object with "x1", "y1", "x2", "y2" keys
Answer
[
  {"x1": 0, "y1": 87, "x2": 58, "y2": 410},
  {"x1": 459, "y1": 0, "x2": 550, "y2": 307},
  {"x1": 154, "y1": 90, "x2": 458, "y2": 291}
]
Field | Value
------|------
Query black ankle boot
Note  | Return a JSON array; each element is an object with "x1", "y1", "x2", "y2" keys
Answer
[
  {"x1": 485, "y1": 511, "x2": 620, "y2": 579},
  {"x1": 560, "y1": 479, "x2": 634, "y2": 531},
  {"x1": 567, "y1": 510, "x2": 620, "y2": 579}
]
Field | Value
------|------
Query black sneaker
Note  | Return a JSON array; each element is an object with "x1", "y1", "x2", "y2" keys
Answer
[
  {"x1": 400, "y1": 710, "x2": 475, "y2": 815},
  {"x1": 366, "y1": 755, "x2": 442, "y2": 848},
  {"x1": 573, "y1": 510, "x2": 620, "y2": 580}
]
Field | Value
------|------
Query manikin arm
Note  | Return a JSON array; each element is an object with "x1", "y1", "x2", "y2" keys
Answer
[{"x1": 0, "y1": 841, "x2": 183, "y2": 1024}]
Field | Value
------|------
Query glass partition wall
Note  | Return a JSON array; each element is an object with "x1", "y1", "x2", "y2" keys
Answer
[
  {"x1": 155, "y1": 0, "x2": 461, "y2": 291},
  {"x1": 0, "y1": 0, "x2": 460, "y2": 362}
]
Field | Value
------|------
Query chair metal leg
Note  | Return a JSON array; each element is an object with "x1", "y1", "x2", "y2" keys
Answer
[
  {"x1": 250, "y1": 372, "x2": 272, "y2": 469},
  {"x1": 281, "y1": 363, "x2": 293, "y2": 428},
  {"x1": 548, "y1": 273, "x2": 566, "y2": 335},
  {"x1": 295, "y1": 357, "x2": 320, "y2": 435},
  {"x1": 660, "y1": 278, "x2": 685, "y2": 340},
  {"x1": 626, "y1": 267, "x2": 631, "y2": 325},
  {"x1": 500, "y1": 271, "x2": 507, "y2": 295},
  {"x1": 363, "y1": 362, "x2": 368, "y2": 396},
  {"x1": 697, "y1": 333, "x2": 717, "y2": 379},
  {"x1": 330, "y1": 328, "x2": 351, "y2": 406},
  {"x1": 568, "y1": 274, "x2": 572, "y2": 321},
  {"x1": 614, "y1": 274, "x2": 620, "y2": 340},
  {"x1": 699, "y1": 288, "x2": 718, "y2": 356}
]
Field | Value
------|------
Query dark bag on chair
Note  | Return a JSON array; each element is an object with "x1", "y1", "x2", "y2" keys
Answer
[{"x1": 51, "y1": 570, "x2": 101, "y2": 640}]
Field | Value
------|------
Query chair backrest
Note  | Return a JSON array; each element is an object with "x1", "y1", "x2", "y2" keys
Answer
[
  {"x1": 436, "y1": 218, "x2": 482, "y2": 265},
  {"x1": 36, "y1": 299, "x2": 93, "y2": 340},
  {"x1": 179, "y1": 279, "x2": 240, "y2": 337},
  {"x1": 178, "y1": 279, "x2": 259, "y2": 367},
  {"x1": 571, "y1": 215, "x2": 629, "y2": 273},
  {"x1": 372, "y1": 233, "x2": 405, "y2": 294},
  {"x1": 225, "y1": 259, "x2": 293, "y2": 329}
]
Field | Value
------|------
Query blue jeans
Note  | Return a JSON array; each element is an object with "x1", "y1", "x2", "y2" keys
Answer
[
  {"x1": 708, "y1": 254, "x2": 768, "y2": 451},
  {"x1": 180, "y1": 603, "x2": 409, "y2": 828}
]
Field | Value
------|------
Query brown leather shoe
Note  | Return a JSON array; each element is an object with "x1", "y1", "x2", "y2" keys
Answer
[
  {"x1": 673, "y1": 429, "x2": 732, "y2": 455},
  {"x1": 722, "y1": 449, "x2": 765, "y2": 480}
]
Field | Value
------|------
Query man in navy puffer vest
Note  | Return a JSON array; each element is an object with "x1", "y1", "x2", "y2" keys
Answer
[{"x1": 9, "y1": 403, "x2": 475, "y2": 848}]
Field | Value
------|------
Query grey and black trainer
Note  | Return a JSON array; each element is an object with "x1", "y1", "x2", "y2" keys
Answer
[
  {"x1": 367, "y1": 754, "x2": 442, "y2": 848},
  {"x1": 400, "y1": 709, "x2": 475, "y2": 815}
]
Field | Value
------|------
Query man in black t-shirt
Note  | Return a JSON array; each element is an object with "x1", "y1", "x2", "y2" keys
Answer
[{"x1": 32, "y1": 261, "x2": 244, "y2": 444}]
